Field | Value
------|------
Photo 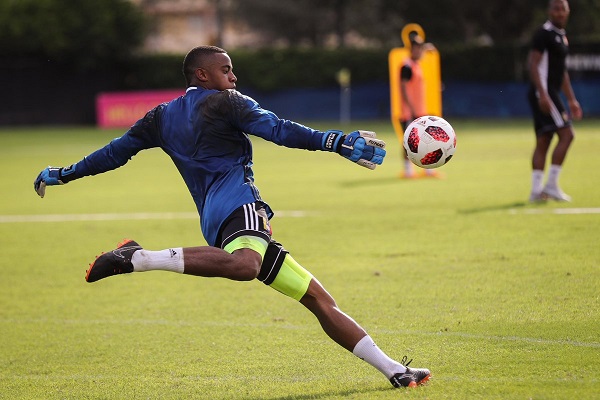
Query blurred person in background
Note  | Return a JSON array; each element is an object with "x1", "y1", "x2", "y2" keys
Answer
[
  {"x1": 399, "y1": 34, "x2": 437, "y2": 179},
  {"x1": 527, "y1": 0, "x2": 582, "y2": 202}
]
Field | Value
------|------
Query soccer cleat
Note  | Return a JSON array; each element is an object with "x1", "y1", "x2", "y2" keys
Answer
[
  {"x1": 400, "y1": 169, "x2": 442, "y2": 180},
  {"x1": 400, "y1": 170, "x2": 417, "y2": 179},
  {"x1": 390, "y1": 367, "x2": 431, "y2": 388},
  {"x1": 529, "y1": 191, "x2": 547, "y2": 203},
  {"x1": 389, "y1": 357, "x2": 431, "y2": 388},
  {"x1": 542, "y1": 187, "x2": 572, "y2": 202},
  {"x1": 85, "y1": 239, "x2": 142, "y2": 283},
  {"x1": 424, "y1": 169, "x2": 441, "y2": 178}
]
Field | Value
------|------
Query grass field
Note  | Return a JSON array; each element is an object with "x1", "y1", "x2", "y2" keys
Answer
[{"x1": 1, "y1": 118, "x2": 599, "y2": 399}]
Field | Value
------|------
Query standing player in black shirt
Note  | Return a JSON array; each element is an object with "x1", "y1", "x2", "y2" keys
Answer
[{"x1": 527, "y1": 0, "x2": 582, "y2": 202}]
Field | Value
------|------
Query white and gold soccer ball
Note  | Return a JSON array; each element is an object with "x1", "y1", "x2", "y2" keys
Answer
[{"x1": 403, "y1": 116, "x2": 457, "y2": 169}]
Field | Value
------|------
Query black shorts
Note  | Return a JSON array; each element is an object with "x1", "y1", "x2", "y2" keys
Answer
[
  {"x1": 215, "y1": 202, "x2": 290, "y2": 288},
  {"x1": 215, "y1": 202, "x2": 272, "y2": 250},
  {"x1": 527, "y1": 86, "x2": 572, "y2": 136}
]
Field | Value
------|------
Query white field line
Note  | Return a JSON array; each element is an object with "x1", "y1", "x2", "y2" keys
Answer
[
  {"x1": 418, "y1": 330, "x2": 600, "y2": 349},
  {"x1": 0, "y1": 211, "x2": 310, "y2": 223},
  {"x1": 3, "y1": 209, "x2": 596, "y2": 222},
  {"x1": 509, "y1": 207, "x2": 600, "y2": 215},
  {"x1": 3, "y1": 317, "x2": 599, "y2": 349}
]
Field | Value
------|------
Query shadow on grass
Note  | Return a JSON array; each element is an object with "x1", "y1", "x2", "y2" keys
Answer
[
  {"x1": 339, "y1": 176, "x2": 423, "y2": 188},
  {"x1": 457, "y1": 201, "x2": 533, "y2": 214},
  {"x1": 263, "y1": 385, "x2": 394, "y2": 400}
]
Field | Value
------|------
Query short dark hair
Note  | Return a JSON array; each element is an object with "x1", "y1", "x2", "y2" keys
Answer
[
  {"x1": 182, "y1": 46, "x2": 227, "y2": 86},
  {"x1": 549, "y1": 0, "x2": 568, "y2": 8}
]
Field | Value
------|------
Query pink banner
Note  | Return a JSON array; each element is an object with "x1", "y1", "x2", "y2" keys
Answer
[{"x1": 96, "y1": 89, "x2": 184, "y2": 128}]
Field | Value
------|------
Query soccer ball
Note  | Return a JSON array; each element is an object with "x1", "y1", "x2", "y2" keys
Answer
[{"x1": 403, "y1": 116, "x2": 456, "y2": 169}]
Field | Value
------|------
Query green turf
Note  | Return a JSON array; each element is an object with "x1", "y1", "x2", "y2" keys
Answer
[{"x1": 1, "y1": 119, "x2": 599, "y2": 399}]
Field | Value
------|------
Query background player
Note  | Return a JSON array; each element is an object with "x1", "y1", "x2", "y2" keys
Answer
[
  {"x1": 400, "y1": 34, "x2": 437, "y2": 178},
  {"x1": 527, "y1": 0, "x2": 582, "y2": 202}
]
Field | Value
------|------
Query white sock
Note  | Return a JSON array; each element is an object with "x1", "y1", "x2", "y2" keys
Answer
[
  {"x1": 131, "y1": 248, "x2": 184, "y2": 273},
  {"x1": 404, "y1": 159, "x2": 413, "y2": 174},
  {"x1": 352, "y1": 335, "x2": 406, "y2": 379},
  {"x1": 545, "y1": 164, "x2": 562, "y2": 190},
  {"x1": 531, "y1": 169, "x2": 544, "y2": 194}
]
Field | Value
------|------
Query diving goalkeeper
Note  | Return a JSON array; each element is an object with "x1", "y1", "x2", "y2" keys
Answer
[{"x1": 33, "y1": 46, "x2": 430, "y2": 388}]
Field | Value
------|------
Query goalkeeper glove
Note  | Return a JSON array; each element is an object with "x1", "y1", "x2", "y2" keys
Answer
[
  {"x1": 34, "y1": 165, "x2": 76, "y2": 198},
  {"x1": 321, "y1": 130, "x2": 386, "y2": 169}
]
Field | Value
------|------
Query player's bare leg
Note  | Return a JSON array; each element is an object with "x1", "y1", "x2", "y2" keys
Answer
[
  {"x1": 530, "y1": 135, "x2": 552, "y2": 202},
  {"x1": 300, "y1": 278, "x2": 366, "y2": 351},
  {"x1": 87, "y1": 243, "x2": 261, "y2": 283},
  {"x1": 86, "y1": 241, "x2": 431, "y2": 387},
  {"x1": 551, "y1": 126, "x2": 574, "y2": 166},
  {"x1": 178, "y1": 247, "x2": 261, "y2": 280},
  {"x1": 401, "y1": 149, "x2": 416, "y2": 179},
  {"x1": 543, "y1": 126, "x2": 574, "y2": 201},
  {"x1": 300, "y1": 278, "x2": 430, "y2": 387},
  {"x1": 532, "y1": 134, "x2": 552, "y2": 171}
]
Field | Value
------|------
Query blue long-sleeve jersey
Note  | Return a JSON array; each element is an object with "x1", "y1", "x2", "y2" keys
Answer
[{"x1": 68, "y1": 87, "x2": 328, "y2": 246}]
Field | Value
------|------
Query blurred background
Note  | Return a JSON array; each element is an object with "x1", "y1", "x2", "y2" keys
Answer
[{"x1": 1, "y1": 0, "x2": 599, "y2": 125}]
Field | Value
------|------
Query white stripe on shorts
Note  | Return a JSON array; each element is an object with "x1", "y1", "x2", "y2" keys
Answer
[
  {"x1": 243, "y1": 203, "x2": 259, "y2": 231},
  {"x1": 549, "y1": 100, "x2": 565, "y2": 128}
]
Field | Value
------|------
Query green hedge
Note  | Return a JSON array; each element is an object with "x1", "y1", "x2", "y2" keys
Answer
[
  {"x1": 121, "y1": 45, "x2": 531, "y2": 92},
  {"x1": 123, "y1": 48, "x2": 391, "y2": 91},
  {"x1": 440, "y1": 45, "x2": 529, "y2": 82}
]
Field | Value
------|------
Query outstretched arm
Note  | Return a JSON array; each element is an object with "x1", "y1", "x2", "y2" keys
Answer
[
  {"x1": 228, "y1": 91, "x2": 386, "y2": 169},
  {"x1": 34, "y1": 106, "x2": 162, "y2": 198}
]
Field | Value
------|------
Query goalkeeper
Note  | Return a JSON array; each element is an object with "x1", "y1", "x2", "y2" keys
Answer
[{"x1": 33, "y1": 46, "x2": 429, "y2": 388}]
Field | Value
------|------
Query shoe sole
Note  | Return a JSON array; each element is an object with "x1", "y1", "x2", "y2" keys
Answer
[
  {"x1": 416, "y1": 374, "x2": 431, "y2": 386},
  {"x1": 399, "y1": 173, "x2": 417, "y2": 179},
  {"x1": 406, "y1": 374, "x2": 431, "y2": 388},
  {"x1": 85, "y1": 239, "x2": 136, "y2": 282},
  {"x1": 542, "y1": 192, "x2": 571, "y2": 202},
  {"x1": 399, "y1": 171, "x2": 443, "y2": 180},
  {"x1": 401, "y1": 373, "x2": 432, "y2": 388}
]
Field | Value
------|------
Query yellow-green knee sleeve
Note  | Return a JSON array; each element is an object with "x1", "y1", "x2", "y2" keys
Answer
[{"x1": 269, "y1": 254, "x2": 313, "y2": 301}]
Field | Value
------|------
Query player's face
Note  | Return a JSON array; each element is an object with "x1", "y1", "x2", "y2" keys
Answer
[
  {"x1": 200, "y1": 53, "x2": 237, "y2": 90},
  {"x1": 549, "y1": 0, "x2": 570, "y2": 29}
]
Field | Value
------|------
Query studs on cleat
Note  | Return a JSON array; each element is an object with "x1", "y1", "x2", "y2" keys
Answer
[{"x1": 85, "y1": 240, "x2": 141, "y2": 283}]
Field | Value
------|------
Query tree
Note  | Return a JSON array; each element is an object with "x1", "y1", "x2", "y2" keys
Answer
[
  {"x1": 226, "y1": 0, "x2": 600, "y2": 49},
  {"x1": 0, "y1": 0, "x2": 147, "y2": 69},
  {"x1": 567, "y1": 0, "x2": 600, "y2": 41},
  {"x1": 228, "y1": 0, "x2": 353, "y2": 47}
]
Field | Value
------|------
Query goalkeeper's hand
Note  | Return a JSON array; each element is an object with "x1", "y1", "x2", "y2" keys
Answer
[
  {"x1": 34, "y1": 166, "x2": 75, "y2": 198},
  {"x1": 321, "y1": 130, "x2": 386, "y2": 169}
]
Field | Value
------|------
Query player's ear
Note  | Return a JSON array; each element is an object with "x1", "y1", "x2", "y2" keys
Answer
[{"x1": 195, "y1": 68, "x2": 208, "y2": 82}]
